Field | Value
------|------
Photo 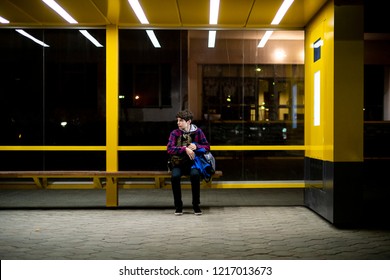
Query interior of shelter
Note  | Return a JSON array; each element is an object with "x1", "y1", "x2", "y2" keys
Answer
[{"x1": 0, "y1": 0, "x2": 389, "y2": 227}]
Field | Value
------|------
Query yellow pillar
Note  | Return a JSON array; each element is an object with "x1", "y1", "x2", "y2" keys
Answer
[
  {"x1": 106, "y1": 24, "x2": 119, "y2": 207},
  {"x1": 304, "y1": 0, "x2": 364, "y2": 226}
]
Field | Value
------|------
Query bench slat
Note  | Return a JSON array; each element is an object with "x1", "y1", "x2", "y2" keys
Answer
[
  {"x1": 0, "y1": 170, "x2": 222, "y2": 207},
  {"x1": 0, "y1": 170, "x2": 223, "y2": 178}
]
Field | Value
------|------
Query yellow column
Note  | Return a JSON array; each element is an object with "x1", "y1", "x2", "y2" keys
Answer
[
  {"x1": 304, "y1": 1, "x2": 364, "y2": 226},
  {"x1": 106, "y1": 25, "x2": 119, "y2": 207}
]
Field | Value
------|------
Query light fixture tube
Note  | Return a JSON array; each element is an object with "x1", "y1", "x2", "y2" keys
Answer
[
  {"x1": 79, "y1": 30, "x2": 103, "y2": 47},
  {"x1": 209, "y1": 0, "x2": 220, "y2": 24},
  {"x1": 257, "y1": 31, "x2": 273, "y2": 48},
  {"x1": 208, "y1": 30, "x2": 216, "y2": 48},
  {"x1": 0, "y1": 16, "x2": 10, "y2": 24},
  {"x1": 42, "y1": 0, "x2": 77, "y2": 24},
  {"x1": 16, "y1": 29, "x2": 50, "y2": 47},
  {"x1": 271, "y1": 0, "x2": 294, "y2": 25},
  {"x1": 128, "y1": 0, "x2": 149, "y2": 24},
  {"x1": 146, "y1": 30, "x2": 161, "y2": 48}
]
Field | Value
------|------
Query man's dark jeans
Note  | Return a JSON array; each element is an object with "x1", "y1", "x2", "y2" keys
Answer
[{"x1": 171, "y1": 165, "x2": 201, "y2": 208}]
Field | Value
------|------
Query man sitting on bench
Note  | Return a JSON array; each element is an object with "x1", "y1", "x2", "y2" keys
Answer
[{"x1": 167, "y1": 109, "x2": 210, "y2": 216}]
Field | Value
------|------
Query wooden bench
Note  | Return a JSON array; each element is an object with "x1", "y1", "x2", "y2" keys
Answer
[{"x1": 0, "y1": 170, "x2": 223, "y2": 207}]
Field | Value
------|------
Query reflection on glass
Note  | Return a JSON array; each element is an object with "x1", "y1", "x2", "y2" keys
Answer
[{"x1": 0, "y1": 29, "x2": 106, "y2": 146}]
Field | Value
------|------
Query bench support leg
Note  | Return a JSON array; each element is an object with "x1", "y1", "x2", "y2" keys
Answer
[
  {"x1": 93, "y1": 177, "x2": 103, "y2": 189},
  {"x1": 32, "y1": 176, "x2": 45, "y2": 188},
  {"x1": 106, "y1": 176, "x2": 118, "y2": 207},
  {"x1": 155, "y1": 177, "x2": 166, "y2": 188}
]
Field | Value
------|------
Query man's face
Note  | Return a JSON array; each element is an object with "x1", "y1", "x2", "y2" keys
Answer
[{"x1": 177, "y1": 118, "x2": 190, "y2": 130}]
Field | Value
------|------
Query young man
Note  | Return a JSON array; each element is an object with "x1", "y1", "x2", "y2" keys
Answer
[{"x1": 167, "y1": 109, "x2": 210, "y2": 215}]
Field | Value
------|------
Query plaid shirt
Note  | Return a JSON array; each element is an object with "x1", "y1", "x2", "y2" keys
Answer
[{"x1": 167, "y1": 125, "x2": 210, "y2": 155}]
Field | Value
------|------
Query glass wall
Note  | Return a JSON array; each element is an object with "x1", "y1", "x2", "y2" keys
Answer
[{"x1": 0, "y1": 28, "x2": 305, "y2": 180}]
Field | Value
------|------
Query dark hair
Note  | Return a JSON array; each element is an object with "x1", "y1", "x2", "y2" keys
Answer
[{"x1": 176, "y1": 109, "x2": 193, "y2": 121}]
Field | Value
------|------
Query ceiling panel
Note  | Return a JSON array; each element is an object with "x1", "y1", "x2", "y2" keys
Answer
[
  {"x1": 0, "y1": 0, "x2": 40, "y2": 24},
  {"x1": 0, "y1": 0, "x2": 326, "y2": 29},
  {"x1": 118, "y1": 0, "x2": 140, "y2": 26},
  {"x1": 58, "y1": 0, "x2": 109, "y2": 25},
  {"x1": 1, "y1": 0, "x2": 61, "y2": 25},
  {"x1": 140, "y1": 0, "x2": 182, "y2": 27},
  {"x1": 177, "y1": 0, "x2": 209, "y2": 27},
  {"x1": 218, "y1": 0, "x2": 256, "y2": 27},
  {"x1": 246, "y1": 0, "x2": 280, "y2": 28}
]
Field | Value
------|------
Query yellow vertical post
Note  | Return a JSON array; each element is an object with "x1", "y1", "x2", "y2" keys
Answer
[
  {"x1": 106, "y1": 24, "x2": 119, "y2": 207},
  {"x1": 304, "y1": 1, "x2": 364, "y2": 226}
]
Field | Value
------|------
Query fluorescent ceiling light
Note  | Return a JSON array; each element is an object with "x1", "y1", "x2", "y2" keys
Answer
[
  {"x1": 0, "y1": 16, "x2": 10, "y2": 24},
  {"x1": 16, "y1": 29, "x2": 50, "y2": 47},
  {"x1": 79, "y1": 30, "x2": 103, "y2": 47},
  {"x1": 208, "y1": 30, "x2": 216, "y2": 48},
  {"x1": 127, "y1": 2, "x2": 159, "y2": 48},
  {"x1": 208, "y1": 0, "x2": 220, "y2": 48},
  {"x1": 257, "y1": 31, "x2": 273, "y2": 48},
  {"x1": 42, "y1": 0, "x2": 78, "y2": 24},
  {"x1": 209, "y1": 0, "x2": 220, "y2": 24},
  {"x1": 128, "y1": 0, "x2": 149, "y2": 24},
  {"x1": 271, "y1": 0, "x2": 294, "y2": 25},
  {"x1": 258, "y1": 0, "x2": 294, "y2": 48},
  {"x1": 146, "y1": 30, "x2": 161, "y2": 48}
]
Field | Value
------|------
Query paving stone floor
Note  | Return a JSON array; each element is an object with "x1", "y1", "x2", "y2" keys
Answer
[{"x1": 1, "y1": 189, "x2": 390, "y2": 260}]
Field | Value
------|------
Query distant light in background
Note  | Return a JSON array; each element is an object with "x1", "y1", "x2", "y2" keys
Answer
[
  {"x1": 60, "y1": 122, "x2": 67, "y2": 127},
  {"x1": 79, "y1": 30, "x2": 103, "y2": 47},
  {"x1": 0, "y1": 16, "x2": 10, "y2": 24},
  {"x1": 42, "y1": 0, "x2": 78, "y2": 24},
  {"x1": 128, "y1": 0, "x2": 149, "y2": 24},
  {"x1": 15, "y1": 29, "x2": 50, "y2": 47},
  {"x1": 226, "y1": 95, "x2": 231, "y2": 102},
  {"x1": 208, "y1": 30, "x2": 216, "y2": 48},
  {"x1": 146, "y1": 30, "x2": 161, "y2": 48},
  {"x1": 274, "y1": 49, "x2": 287, "y2": 60}
]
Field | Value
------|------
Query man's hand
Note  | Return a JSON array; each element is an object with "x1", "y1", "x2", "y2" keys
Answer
[
  {"x1": 185, "y1": 147, "x2": 195, "y2": 160},
  {"x1": 187, "y1": 143, "x2": 197, "y2": 150}
]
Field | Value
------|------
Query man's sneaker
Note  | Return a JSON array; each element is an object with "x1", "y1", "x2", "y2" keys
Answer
[
  {"x1": 193, "y1": 206, "x2": 202, "y2": 215},
  {"x1": 174, "y1": 208, "x2": 183, "y2": 216}
]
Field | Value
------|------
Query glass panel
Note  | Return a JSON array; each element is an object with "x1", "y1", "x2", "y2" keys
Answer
[
  {"x1": 44, "y1": 29, "x2": 106, "y2": 145},
  {"x1": 189, "y1": 30, "x2": 305, "y2": 146},
  {"x1": 119, "y1": 30, "x2": 182, "y2": 110},
  {"x1": 119, "y1": 151, "x2": 168, "y2": 171},
  {"x1": 0, "y1": 29, "x2": 106, "y2": 146},
  {"x1": 0, "y1": 29, "x2": 44, "y2": 145},
  {"x1": 214, "y1": 150, "x2": 304, "y2": 181},
  {"x1": 118, "y1": 30, "x2": 304, "y2": 146},
  {"x1": 0, "y1": 151, "x2": 105, "y2": 171},
  {"x1": 118, "y1": 150, "x2": 304, "y2": 181}
]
